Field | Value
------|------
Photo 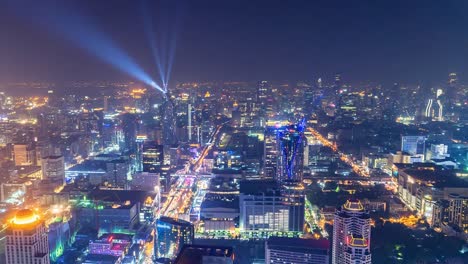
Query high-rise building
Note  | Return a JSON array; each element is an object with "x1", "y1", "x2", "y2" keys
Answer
[
  {"x1": 401, "y1": 136, "x2": 426, "y2": 156},
  {"x1": 41, "y1": 155, "x2": 65, "y2": 184},
  {"x1": 276, "y1": 120, "x2": 306, "y2": 183},
  {"x1": 447, "y1": 72, "x2": 458, "y2": 105},
  {"x1": 447, "y1": 193, "x2": 468, "y2": 234},
  {"x1": 104, "y1": 159, "x2": 129, "y2": 187},
  {"x1": 13, "y1": 144, "x2": 35, "y2": 166},
  {"x1": 175, "y1": 245, "x2": 234, "y2": 264},
  {"x1": 142, "y1": 142, "x2": 164, "y2": 173},
  {"x1": 239, "y1": 180, "x2": 304, "y2": 235},
  {"x1": 263, "y1": 126, "x2": 282, "y2": 179},
  {"x1": 332, "y1": 199, "x2": 371, "y2": 264},
  {"x1": 265, "y1": 237, "x2": 330, "y2": 264},
  {"x1": 5, "y1": 209, "x2": 50, "y2": 264},
  {"x1": 161, "y1": 98, "x2": 177, "y2": 146},
  {"x1": 154, "y1": 217, "x2": 194, "y2": 262},
  {"x1": 121, "y1": 113, "x2": 138, "y2": 153},
  {"x1": 257, "y1": 81, "x2": 270, "y2": 103}
]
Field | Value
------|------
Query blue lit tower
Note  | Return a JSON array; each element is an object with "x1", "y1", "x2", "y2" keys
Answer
[{"x1": 276, "y1": 119, "x2": 306, "y2": 183}]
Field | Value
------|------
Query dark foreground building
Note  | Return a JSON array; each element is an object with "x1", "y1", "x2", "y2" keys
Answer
[
  {"x1": 265, "y1": 236, "x2": 329, "y2": 264},
  {"x1": 175, "y1": 244, "x2": 234, "y2": 264}
]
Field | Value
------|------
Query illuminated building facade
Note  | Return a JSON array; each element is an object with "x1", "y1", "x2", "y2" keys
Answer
[
  {"x1": 13, "y1": 144, "x2": 35, "y2": 166},
  {"x1": 6, "y1": 209, "x2": 50, "y2": 264},
  {"x1": 401, "y1": 136, "x2": 426, "y2": 157},
  {"x1": 161, "y1": 98, "x2": 177, "y2": 146},
  {"x1": 154, "y1": 217, "x2": 194, "y2": 261},
  {"x1": 88, "y1": 233, "x2": 132, "y2": 257},
  {"x1": 332, "y1": 200, "x2": 371, "y2": 264},
  {"x1": 175, "y1": 245, "x2": 234, "y2": 264},
  {"x1": 142, "y1": 142, "x2": 164, "y2": 173},
  {"x1": 447, "y1": 193, "x2": 468, "y2": 234},
  {"x1": 41, "y1": 155, "x2": 65, "y2": 184},
  {"x1": 239, "y1": 180, "x2": 304, "y2": 235},
  {"x1": 276, "y1": 120, "x2": 306, "y2": 183},
  {"x1": 265, "y1": 237, "x2": 329, "y2": 264},
  {"x1": 264, "y1": 126, "x2": 282, "y2": 179}
]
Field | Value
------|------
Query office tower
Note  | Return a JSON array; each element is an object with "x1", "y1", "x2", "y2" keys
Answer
[
  {"x1": 447, "y1": 193, "x2": 468, "y2": 233},
  {"x1": 276, "y1": 120, "x2": 306, "y2": 183},
  {"x1": 161, "y1": 98, "x2": 177, "y2": 146},
  {"x1": 265, "y1": 237, "x2": 329, "y2": 264},
  {"x1": 447, "y1": 72, "x2": 458, "y2": 105},
  {"x1": 121, "y1": 113, "x2": 138, "y2": 153},
  {"x1": 333, "y1": 73, "x2": 342, "y2": 95},
  {"x1": 239, "y1": 180, "x2": 304, "y2": 235},
  {"x1": 263, "y1": 126, "x2": 281, "y2": 179},
  {"x1": 332, "y1": 199, "x2": 371, "y2": 264},
  {"x1": 104, "y1": 159, "x2": 129, "y2": 187},
  {"x1": 13, "y1": 144, "x2": 35, "y2": 166},
  {"x1": 401, "y1": 136, "x2": 426, "y2": 156},
  {"x1": 257, "y1": 80, "x2": 269, "y2": 104},
  {"x1": 155, "y1": 217, "x2": 194, "y2": 261},
  {"x1": 187, "y1": 104, "x2": 192, "y2": 142},
  {"x1": 41, "y1": 155, "x2": 65, "y2": 184},
  {"x1": 135, "y1": 135, "x2": 147, "y2": 172},
  {"x1": 6, "y1": 209, "x2": 50, "y2": 264},
  {"x1": 142, "y1": 142, "x2": 164, "y2": 173},
  {"x1": 175, "y1": 245, "x2": 234, "y2": 264}
]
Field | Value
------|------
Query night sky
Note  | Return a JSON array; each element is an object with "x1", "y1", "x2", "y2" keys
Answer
[{"x1": 1, "y1": 0, "x2": 467, "y2": 85}]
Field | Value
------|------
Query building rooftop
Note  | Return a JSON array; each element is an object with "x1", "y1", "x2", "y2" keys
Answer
[
  {"x1": 343, "y1": 199, "x2": 365, "y2": 211},
  {"x1": 10, "y1": 209, "x2": 40, "y2": 226},
  {"x1": 67, "y1": 160, "x2": 107, "y2": 172},
  {"x1": 89, "y1": 190, "x2": 156, "y2": 204},
  {"x1": 174, "y1": 244, "x2": 234, "y2": 264},
  {"x1": 83, "y1": 254, "x2": 120, "y2": 264},
  {"x1": 348, "y1": 234, "x2": 368, "y2": 247},
  {"x1": 267, "y1": 236, "x2": 329, "y2": 251},
  {"x1": 239, "y1": 179, "x2": 279, "y2": 195},
  {"x1": 158, "y1": 216, "x2": 193, "y2": 227},
  {"x1": 400, "y1": 164, "x2": 468, "y2": 188},
  {"x1": 42, "y1": 155, "x2": 63, "y2": 159}
]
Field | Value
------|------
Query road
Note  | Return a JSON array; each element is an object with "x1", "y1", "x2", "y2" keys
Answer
[
  {"x1": 159, "y1": 177, "x2": 195, "y2": 219},
  {"x1": 190, "y1": 122, "x2": 228, "y2": 173},
  {"x1": 307, "y1": 127, "x2": 370, "y2": 177}
]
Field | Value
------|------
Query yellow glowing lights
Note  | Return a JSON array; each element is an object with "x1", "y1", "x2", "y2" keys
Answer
[
  {"x1": 10, "y1": 209, "x2": 39, "y2": 225},
  {"x1": 343, "y1": 200, "x2": 364, "y2": 211}
]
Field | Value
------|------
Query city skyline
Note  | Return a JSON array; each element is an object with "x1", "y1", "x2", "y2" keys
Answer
[{"x1": 0, "y1": 1, "x2": 466, "y2": 264}]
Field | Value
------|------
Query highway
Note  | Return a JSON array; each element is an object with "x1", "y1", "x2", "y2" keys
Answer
[
  {"x1": 190, "y1": 121, "x2": 228, "y2": 172},
  {"x1": 159, "y1": 177, "x2": 195, "y2": 219},
  {"x1": 307, "y1": 127, "x2": 370, "y2": 177}
]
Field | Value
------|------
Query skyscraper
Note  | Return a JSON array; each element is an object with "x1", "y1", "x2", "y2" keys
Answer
[
  {"x1": 161, "y1": 98, "x2": 177, "y2": 146},
  {"x1": 265, "y1": 236, "x2": 330, "y2": 264},
  {"x1": 257, "y1": 80, "x2": 270, "y2": 103},
  {"x1": 41, "y1": 155, "x2": 65, "y2": 184},
  {"x1": 263, "y1": 126, "x2": 282, "y2": 179},
  {"x1": 239, "y1": 180, "x2": 304, "y2": 235},
  {"x1": 332, "y1": 199, "x2": 371, "y2": 264},
  {"x1": 13, "y1": 144, "x2": 35, "y2": 166},
  {"x1": 142, "y1": 141, "x2": 164, "y2": 173},
  {"x1": 155, "y1": 217, "x2": 194, "y2": 262},
  {"x1": 401, "y1": 135, "x2": 426, "y2": 156},
  {"x1": 276, "y1": 120, "x2": 306, "y2": 183},
  {"x1": 6, "y1": 209, "x2": 50, "y2": 264}
]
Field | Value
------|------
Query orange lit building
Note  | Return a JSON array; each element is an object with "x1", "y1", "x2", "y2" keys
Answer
[{"x1": 5, "y1": 209, "x2": 50, "y2": 264}]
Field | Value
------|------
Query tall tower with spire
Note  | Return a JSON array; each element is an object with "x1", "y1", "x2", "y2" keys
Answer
[{"x1": 332, "y1": 199, "x2": 372, "y2": 264}]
